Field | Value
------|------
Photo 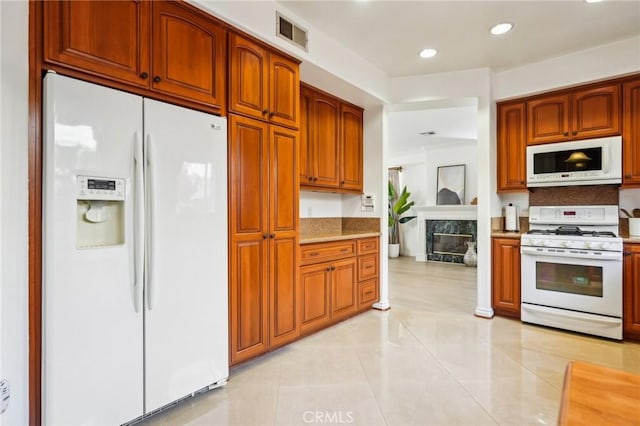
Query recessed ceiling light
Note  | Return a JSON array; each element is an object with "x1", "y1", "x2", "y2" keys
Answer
[
  {"x1": 585, "y1": 0, "x2": 604, "y2": 3},
  {"x1": 490, "y1": 22, "x2": 513, "y2": 35},
  {"x1": 419, "y1": 48, "x2": 438, "y2": 59}
]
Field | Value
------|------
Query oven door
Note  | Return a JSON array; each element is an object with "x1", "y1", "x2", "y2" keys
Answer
[{"x1": 521, "y1": 246, "x2": 622, "y2": 317}]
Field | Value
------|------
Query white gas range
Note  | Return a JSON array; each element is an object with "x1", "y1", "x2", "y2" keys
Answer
[{"x1": 520, "y1": 205, "x2": 623, "y2": 340}]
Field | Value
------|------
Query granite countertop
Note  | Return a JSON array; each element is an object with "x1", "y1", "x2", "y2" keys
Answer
[
  {"x1": 299, "y1": 217, "x2": 381, "y2": 245},
  {"x1": 491, "y1": 231, "x2": 523, "y2": 239},
  {"x1": 622, "y1": 236, "x2": 640, "y2": 244},
  {"x1": 300, "y1": 231, "x2": 381, "y2": 245}
]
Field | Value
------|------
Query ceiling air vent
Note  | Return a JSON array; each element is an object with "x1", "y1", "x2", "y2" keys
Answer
[{"x1": 276, "y1": 12, "x2": 308, "y2": 51}]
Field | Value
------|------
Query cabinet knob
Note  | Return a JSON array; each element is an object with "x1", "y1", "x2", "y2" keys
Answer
[
  {"x1": 262, "y1": 109, "x2": 269, "y2": 115},
  {"x1": 263, "y1": 233, "x2": 268, "y2": 239},
  {"x1": 624, "y1": 251, "x2": 632, "y2": 256},
  {"x1": 563, "y1": 132, "x2": 569, "y2": 136},
  {"x1": 625, "y1": 174, "x2": 633, "y2": 179},
  {"x1": 140, "y1": 72, "x2": 149, "y2": 79},
  {"x1": 341, "y1": 181, "x2": 345, "y2": 185},
  {"x1": 572, "y1": 131, "x2": 578, "y2": 136},
  {"x1": 153, "y1": 76, "x2": 161, "y2": 83},
  {"x1": 326, "y1": 267, "x2": 331, "y2": 272},
  {"x1": 270, "y1": 234, "x2": 275, "y2": 239},
  {"x1": 519, "y1": 180, "x2": 525, "y2": 184},
  {"x1": 308, "y1": 176, "x2": 313, "y2": 181},
  {"x1": 313, "y1": 177, "x2": 318, "y2": 181},
  {"x1": 331, "y1": 266, "x2": 336, "y2": 271},
  {"x1": 269, "y1": 112, "x2": 276, "y2": 117}
]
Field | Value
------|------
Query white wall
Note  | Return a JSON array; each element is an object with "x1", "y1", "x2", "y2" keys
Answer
[
  {"x1": 193, "y1": 0, "x2": 390, "y2": 105},
  {"x1": 494, "y1": 36, "x2": 640, "y2": 101},
  {"x1": 0, "y1": 1, "x2": 29, "y2": 425}
]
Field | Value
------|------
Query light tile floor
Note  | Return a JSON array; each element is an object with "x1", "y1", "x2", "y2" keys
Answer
[{"x1": 143, "y1": 256, "x2": 640, "y2": 425}]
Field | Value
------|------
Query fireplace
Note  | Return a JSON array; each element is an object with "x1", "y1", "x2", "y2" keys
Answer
[
  {"x1": 432, "y1": 233, "x2": 473, "y2": 256},
  {"x1": 427, "y1": 220, "x2": 477, "y2": 264},
  {"x1": 414, "y1": 206, "x2": 477, "y2": 263}
]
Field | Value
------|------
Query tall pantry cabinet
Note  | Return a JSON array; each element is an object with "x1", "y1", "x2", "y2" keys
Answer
[{"x1": 228, "y1": 33, "x2": 300, "y2": 365}]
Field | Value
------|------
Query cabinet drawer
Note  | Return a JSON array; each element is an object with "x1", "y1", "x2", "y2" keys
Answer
[
  {"x1": 357, "y1": 237, "x2": 379, "y2": 255},
  {"x1": 358, "y1": 279, "x2": 378, "y2": 308},
  {"x1": 300, "y1": 240, "x2": 356, "y2": 265},
  {"x1": 358, "y1": 254, "x2": 378, "y2": 282}
]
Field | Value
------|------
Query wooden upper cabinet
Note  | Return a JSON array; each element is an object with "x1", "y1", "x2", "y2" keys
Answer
[
  {"x1": 151, "y1": 1, "x2": 226, "y2": 109},
  {"x1": 43, "y1": 0, "x2": 227, "y2": 111},
  {"x1": 497, "y1": 101, "x2": 527, "y2": 192},
  {"x1": 527, "y1": 94, "x2": 571, "y2": 145},
  {"x1": 44, "y1": 0, "x2": 151, "y2": 87},
  {"x1": 313, "y1": 94, "x2": 341, "y2": 188},
  {"x1": 340, "y1": 104, "x2": 364, "y2": 193},
  {"x1": 300, "y1": 83, "x2": 364, "y2": 193},
  {"x1": 623, "y1": 78, "x2": 640, "y2": 187},
  {"x1": 228, "y1": 33, "x2": 269, "y2": 121},
  {"x1": 527, "y1": 83, "x2": 620, "y2": 145},
  {"x1": 229, "y1": 33, "x2": 299, "y2": 128},
  {"x1": 299, "y1": 85, "x2": 314, "y2": 184},
  {"x1": 269, "y1": 54, "x2": 300, "y2": 128},
  {"x1": 572, "y1": 84, "x2": 620, "y2": 139}
]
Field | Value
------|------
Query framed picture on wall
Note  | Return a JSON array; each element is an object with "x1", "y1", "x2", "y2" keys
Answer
[{"x1": 436, "y1": 164, "x2": 465, "y2": 205}]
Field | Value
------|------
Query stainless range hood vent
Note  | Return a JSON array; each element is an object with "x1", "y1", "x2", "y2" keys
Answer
[{"x1": 276, "y1": 12, "x2": 308, "y2": 51}]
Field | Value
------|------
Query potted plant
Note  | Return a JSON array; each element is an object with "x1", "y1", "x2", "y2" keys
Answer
[{"x1": 388, "y1": 180, "x2": 417, "y2": 258}]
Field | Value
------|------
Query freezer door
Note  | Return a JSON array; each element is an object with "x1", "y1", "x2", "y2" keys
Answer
[
  {"x1": 42, "y1": 73, "x2": 144, "y2": 425},
  {"x1": 143, "y1": 99, "x2": 228, "y2": 413}
]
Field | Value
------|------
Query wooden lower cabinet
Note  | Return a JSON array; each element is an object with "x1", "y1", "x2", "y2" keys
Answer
[
  {"x1": 491, "y1": 237, "x2": 521, "y2": 318},
  {"x1": 299, "y1": 262, "x2": 332, "y2": 334},
  {"x1": 330, "y1": 258, "x2": 358, "y2": 321},
  {"x1": 623, "y1": 243, "x2": 640, "y2": 339},
  {"x1": 300, "y1": 237, "x2": 379, "y2": 335}
]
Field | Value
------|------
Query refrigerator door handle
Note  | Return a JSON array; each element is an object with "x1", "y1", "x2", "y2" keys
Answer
[
  {"x1": 133, "y1": 132, "x2": 145, "y2": 313},
  {"x1": 145, "y1": 133, "x2": 155, "y2": 311}
]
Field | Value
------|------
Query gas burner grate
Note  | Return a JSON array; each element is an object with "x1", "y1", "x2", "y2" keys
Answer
[{"x1": 526, "y1": 227, "x2": 618, "y2": 238}]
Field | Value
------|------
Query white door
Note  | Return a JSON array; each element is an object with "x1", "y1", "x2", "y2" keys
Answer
[
  {"x1": 43, "y1": 73, "x2": 144, "y2": 425},
  {"x1": 143, "y1": 99, "x2": 228, "y2": 413}
]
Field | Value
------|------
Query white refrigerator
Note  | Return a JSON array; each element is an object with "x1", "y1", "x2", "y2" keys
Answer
[{"x1": 42, "y1": 73, "x2": 228, "y2": 425}]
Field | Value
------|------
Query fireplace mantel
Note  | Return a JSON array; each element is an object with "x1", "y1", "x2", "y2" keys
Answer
[{"x1": 415, "y1": 205, "x2": 477, "y2": 262}]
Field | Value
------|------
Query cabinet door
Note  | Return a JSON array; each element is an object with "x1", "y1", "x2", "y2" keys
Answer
[
  {"x1": 269, "y1": 126, "x2": 299, "y2": 235},
  {"x1": 268, "y1": 126, "x2": 299, "y2": 348},
  {"x1": 331, "y1": 258, "x2": 357, "y2": 321},
  {"x1": 228, "y1": 115, "x2": 269, "y2": 364},
  {"x1": 299, "y1": 263, "x2": 331, "y2": 335},
  {"x1": 623, "y1": 244, "x2": 640, "y2": 339},
  {"x1": 44, "y1": 0, "x2": 151, "y2": 88},
  {"x1": 313, "y1": 94, "x2": 341, "y2": 187},
  {"x1": 527, "y1": 94, "x2": 571, "y2": 145},
  {"x1": 571, "y1": 84, "x2": 620, "y2": 140},
  {"x1": 299, "y1": 85, "x2": 314, "y2": 185},
  {"x1": 339, "y1": 104, "x2": 364, "y2": 192},
  {"x1": 151, "y1": 1, "x2": 226, "y2": 109},
  {"x1": 497, "y1": 102, "x2": 527, "y2": 192},
  {"x1": 491, "y1": 238, "x2": 521, "y2": 318},
  {"x1": 229, "y1": 33, "x2": 269, "y2": 120},
  {"x1": 269, "y1": 237, "x2": 299, "y2": 348},
  {"x1": 623, "y1": 78, "x2": 640, "y2": 187},
  {"x1": 269, "y1": 53, "x2": 299, "y2": 128}
]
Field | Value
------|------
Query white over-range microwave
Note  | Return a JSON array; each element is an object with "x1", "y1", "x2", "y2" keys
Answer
[{"x1": 526, "y1": 136, "x2": 622, "y2": 187}]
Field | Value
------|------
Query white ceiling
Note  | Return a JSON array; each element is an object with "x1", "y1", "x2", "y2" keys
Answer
[{"x1": 278, "y1": 0, "x2": 640, "y2": 78}]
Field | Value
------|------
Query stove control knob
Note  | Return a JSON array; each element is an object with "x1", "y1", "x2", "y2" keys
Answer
[
  {"x1": 568, "y1": 240, "x2": 586, "y2": 249},
  {"x1": 533, "y1": 239, "x2": 544, "y2": 246},
  {"x1": 521, "y1": 238, "x2": 530, "y2": 246},
  {"x1": 599, "y1": 242, "x2": 611, "y2": 250},
  {"x1": 588, "y1": 241, "x2": 603, "y2": 250}
]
